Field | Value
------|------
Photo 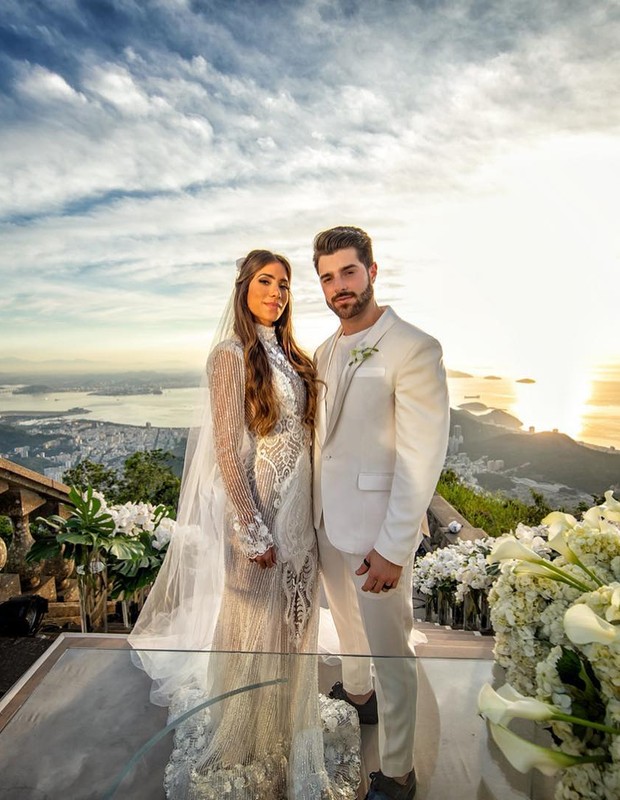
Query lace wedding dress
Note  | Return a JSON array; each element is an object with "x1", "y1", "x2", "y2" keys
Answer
[{"x1": 162, "y1": 325, "x2": 360, "y2": 799}]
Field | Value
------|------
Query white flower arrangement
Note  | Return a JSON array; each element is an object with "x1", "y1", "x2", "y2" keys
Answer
[
  {"x1": 479, "y1": 492, "x2": 620, "y2": 799},
  {"x1": 87, "y1": 490, "x2": 177, "y2": 598},
  {"x1": 412, "y1": 525, "x2": 547, "y2": 604},
  {"x1": 90, "y1": 490, "x2": 176, "y2": 545}
]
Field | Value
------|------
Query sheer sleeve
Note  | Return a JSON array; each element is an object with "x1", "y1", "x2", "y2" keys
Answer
[{"x1": 208, "y1": 343, "x2": 274, "y2": 558}]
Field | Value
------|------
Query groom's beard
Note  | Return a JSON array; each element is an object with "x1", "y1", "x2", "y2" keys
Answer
[{"x1": 327, "y1": 281, "x2": 374, "y2": 320}]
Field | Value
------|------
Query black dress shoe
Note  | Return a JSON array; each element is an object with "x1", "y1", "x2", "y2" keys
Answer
[
  {"x1": 328, "y1": 680, "x2": 378, "y2": 725},
  {"x1": 364, "y1": 769, "x2": 417, "y2": 800}
]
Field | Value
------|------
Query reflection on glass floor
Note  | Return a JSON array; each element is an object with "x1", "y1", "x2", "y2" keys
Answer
[{"x1": 0, "y1": 627, "x2": 554, "y2": 800}]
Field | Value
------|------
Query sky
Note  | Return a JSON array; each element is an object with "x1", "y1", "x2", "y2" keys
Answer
[{"x1": 0, "y1": 0, "x2": 618, "y2": 383}]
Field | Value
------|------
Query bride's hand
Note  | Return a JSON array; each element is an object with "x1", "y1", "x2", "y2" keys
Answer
[{"x1": 252, "y1": 546, "x2": 277, "y2": 569}]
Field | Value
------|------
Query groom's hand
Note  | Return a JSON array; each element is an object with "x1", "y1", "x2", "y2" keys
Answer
[{"x1": 356, "y1": 549, "x2": 403, "y2": 593}]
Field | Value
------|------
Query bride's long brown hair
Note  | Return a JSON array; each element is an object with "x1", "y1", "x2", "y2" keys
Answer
[{"x1": 233, "y1": 250, "x2": 318, "y2": 436}]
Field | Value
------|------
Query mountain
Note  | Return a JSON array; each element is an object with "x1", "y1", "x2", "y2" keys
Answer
[
  {"x1": 476, "y1": 409, "x2": 523, "y2": 429},
  {"x1": 451, "y1": 409, "x2": 620, "y2": 495}
]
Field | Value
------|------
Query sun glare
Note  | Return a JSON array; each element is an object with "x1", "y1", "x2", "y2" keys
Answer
[{"x1": 511, "y1": 367, "x2": 593, "y2": 441}]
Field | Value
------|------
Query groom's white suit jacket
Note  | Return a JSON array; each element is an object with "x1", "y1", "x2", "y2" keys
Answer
[{"x1": 313, "y1": 306, "x2": 450, "y2": 566}]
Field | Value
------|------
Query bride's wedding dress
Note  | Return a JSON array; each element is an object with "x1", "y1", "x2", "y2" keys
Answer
[{"x1": 141, "y1": 325, "x2": 359, "y2": 799}]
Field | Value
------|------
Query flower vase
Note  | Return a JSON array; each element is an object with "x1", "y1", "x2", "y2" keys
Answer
[
  {"x1": 121, "y1": 598, "x2": 131, "y2": 629},
  {"x1": 437, "y1": 588, "x2": 454, "y2": 627},
  {"x1": 424, "y1": 593, "x2": 438, "y2": 623},
  {"x1": 463, "y1": 589, "x2": 481, "y2": 631},
  {"x1": 77, "y1": 559, "x2": 108, "y2": 633},
  {"x1": 451, "y1": 598, "x2": 464, "y2": 630},
  {"x1": 478, "y1": 592, "x2": 493, "y2": 635}
]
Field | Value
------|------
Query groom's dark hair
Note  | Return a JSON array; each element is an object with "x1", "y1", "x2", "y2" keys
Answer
[{"x1": 313, "y1": 226, "x2": 374, "y2": 272}]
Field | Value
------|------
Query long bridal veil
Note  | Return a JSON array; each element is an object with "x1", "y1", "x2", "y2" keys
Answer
[{"x1": 127, "y1": 292, "x2": 236, "y2": 705}]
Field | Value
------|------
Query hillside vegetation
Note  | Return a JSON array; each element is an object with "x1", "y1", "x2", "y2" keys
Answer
[{"x1": 435, "y1": 469, "x2": 592, "y2": 537}]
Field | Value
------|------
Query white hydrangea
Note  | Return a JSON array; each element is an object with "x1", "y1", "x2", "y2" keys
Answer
[{"x1": 485, "y1": 495, "x2": 620, "y2": 800}]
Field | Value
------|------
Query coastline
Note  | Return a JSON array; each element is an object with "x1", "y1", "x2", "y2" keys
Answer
[{"x1": 1, "y1": 371, "x2": 620, "y2": 451}]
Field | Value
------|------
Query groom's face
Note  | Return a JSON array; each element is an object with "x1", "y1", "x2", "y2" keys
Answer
[{"x1": 317, "y1": 247, "x2": 376, "y2": 320}]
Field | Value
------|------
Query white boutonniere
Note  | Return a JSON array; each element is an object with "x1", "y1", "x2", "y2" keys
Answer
[{"x1": 348, "y1": 345, "x2": 378, "y2": 366}]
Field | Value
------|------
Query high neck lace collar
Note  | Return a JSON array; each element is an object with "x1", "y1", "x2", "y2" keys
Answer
[{"x1": 256, "y1": 323, "x2": 277, "y2": 343}]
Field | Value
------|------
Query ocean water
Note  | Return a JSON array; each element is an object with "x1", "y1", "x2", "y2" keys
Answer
[
  {"x1": 1, "y1": 368, "x2": 619, "y2": 450},
  {"x1": 448, "y1": 368, "x2": 620, "y2": 450},
  {"x1": 0, "y1": 387, "x2": 200, "y2": 429}
]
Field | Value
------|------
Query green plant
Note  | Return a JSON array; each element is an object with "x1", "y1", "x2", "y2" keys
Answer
[
  {"x1": 0, "y1": 515, "x2": 13, "y2": 545},
  {"x1": 116, "y1": 449, "x2": 181, "y2": 509},
  {"x1": 63, "y1": 460, "x2": 119, "y2": 500},
  {"x1": 108, "y1": 532, "x2": 167, "y2": 599},
  {"x1": 437, "y1": 470, "x2": 555, "y2": 536},
  {"x1": 27, "y1": 486, "x2": 143, "y2": 569}
]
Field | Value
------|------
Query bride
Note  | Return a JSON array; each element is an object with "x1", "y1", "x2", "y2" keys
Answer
[{"x1": 129, "y1": 250, "x2": 359, "y2": 799}]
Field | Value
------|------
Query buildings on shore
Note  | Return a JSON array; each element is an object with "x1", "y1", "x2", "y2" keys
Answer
[{"x1": 0, "y1": 416, "x2": 186, "y2": 481}]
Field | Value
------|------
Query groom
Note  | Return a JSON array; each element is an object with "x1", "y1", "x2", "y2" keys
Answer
[{"x1": 312, "y1": 226, "x2": 449, "y2": 800}]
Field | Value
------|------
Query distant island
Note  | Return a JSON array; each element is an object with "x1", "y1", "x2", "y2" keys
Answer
[
  {"x1": 89, "y1": 387, "x2": 164, "y2": 396},
  {"x1": 516, "y1": 378, "x2": 536, "y2": 384},
  {"x1": 0, "y1": 407, "x2": 90, "y2": 419},
  {"x1": 483, "y1": 375, "x2": 502, "y2": 381},
  {"x1": 459, "y1": 402, "x2": 488, "y2": 412},
  {"x1": 12, "y1": 384, "x2": 55, "y2": 395},
  {"x1": 447, "y1": 369, "x2": 474, "y2": 378},
  {"x1": 477, "y1": 409, "x2": 523, "y2": 429}
]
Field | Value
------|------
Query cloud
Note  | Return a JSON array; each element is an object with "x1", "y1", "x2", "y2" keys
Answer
[{"x1": 0, "y1": 0, "x2": 618, "y2": 371}]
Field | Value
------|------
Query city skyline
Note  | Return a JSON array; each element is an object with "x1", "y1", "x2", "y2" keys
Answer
[{"x1": 1, "y1": 2, "x2": 618, "y2": 411}]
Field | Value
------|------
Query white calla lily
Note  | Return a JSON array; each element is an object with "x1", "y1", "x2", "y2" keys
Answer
[
  {"x1": 487, "y1": 533, "x2": 594, "y2": 591},
  {"x1": 481, "y1": 681, "x2": 620, "y2": 738},
  {"x1": 564, "y1": 603, "x2": 620, "y2": 645},
  {"x1": 542, "y1": 511, "x2": 577, "y2": 535},
  {"x1": 546, "y1": 530, "x2": 604, "y2": 587},
  {"x1": 488, "y1": 723, "x2": 605, "y2": 776},
  {"x1": 478, "y1": 683, "x2": 555, "y2": 725},
  {"x1": 512, "y1": 560, "x2": 593, "y2": 593},
  {"x1": 582, "y1": 506, "x2": 617, "y2": 530},
  {"x1": 603, "y1": 490, "x2": 620, "y2": 509},
  {"x1": 487, "y1": 537, "x2": 542, "y2": 565},
  {"x1": 547, "y1": 530, "x2": 572, "y2": 560},
  {"x1": 513, "y1": 562, "x2": 560, "y2": 578},
  {"x1": 600, "y1": 491, "x2": 620, "y2": 522}
]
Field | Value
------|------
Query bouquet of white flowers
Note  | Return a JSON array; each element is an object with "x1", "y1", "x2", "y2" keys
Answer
[
  {"x1": 478, "y1": 492, "x2": 620, "y2": 799},
  {"x1": 99, "y1": 494, "x2": 176, "y2": 599}
]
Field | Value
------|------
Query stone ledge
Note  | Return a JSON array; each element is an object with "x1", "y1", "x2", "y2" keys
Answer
[
  {"x1": 0, "y1": 575, "x2": 21, "y2": 603},
  {"x1": 429, "y1": 492, "x2": 487, "y2": 543}
]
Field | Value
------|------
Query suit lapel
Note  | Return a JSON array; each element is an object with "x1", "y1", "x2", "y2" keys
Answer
[
  {"x1": 324, "y1": 307, "x2": 398, "y2": 444},
  {"x1": 315, "y1": 330, "x2": 341, "y2": 446}
]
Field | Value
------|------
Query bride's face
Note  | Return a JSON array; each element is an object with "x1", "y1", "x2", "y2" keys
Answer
[{"x1": 246, "y1": 260, "x2": 290, "y2": 327}]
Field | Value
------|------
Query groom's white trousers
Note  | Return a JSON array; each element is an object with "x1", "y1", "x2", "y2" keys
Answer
[{"x1": 317, "y1": 522, "x2": 417, "y2": 778}]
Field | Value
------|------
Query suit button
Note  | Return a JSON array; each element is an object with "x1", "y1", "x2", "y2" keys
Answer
[{"x1": 324, "y1": 454, "x2": 331, "y2": 460}]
